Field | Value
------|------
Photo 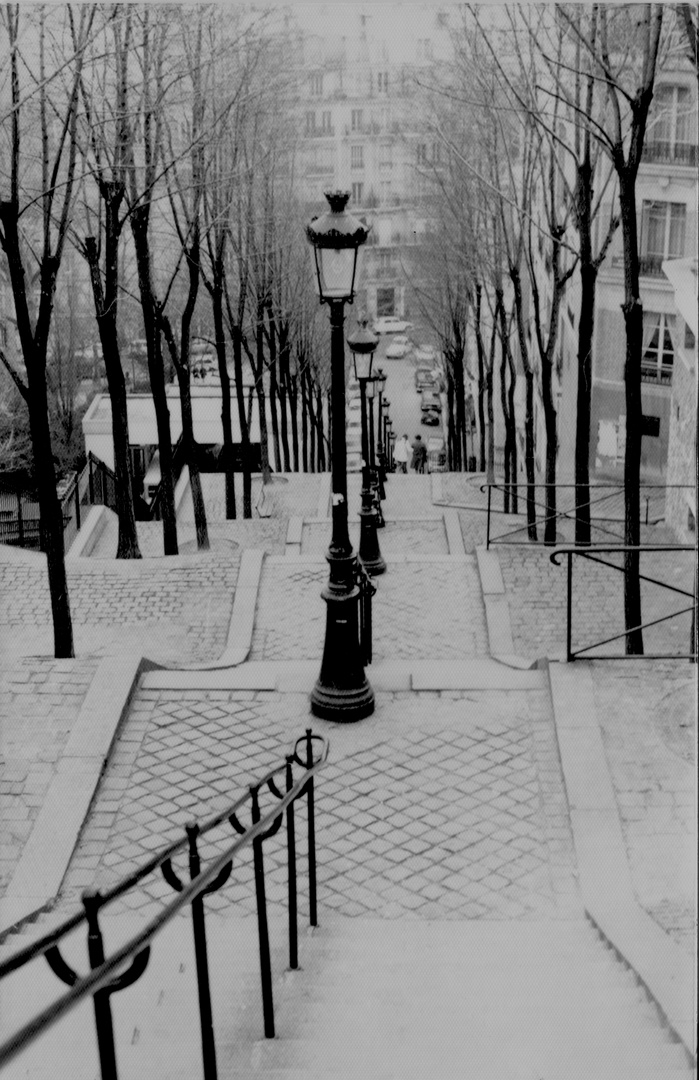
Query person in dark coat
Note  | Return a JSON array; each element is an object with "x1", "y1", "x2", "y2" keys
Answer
[{"x1": 411, "y1": 435, "x2": 427, "y2": 474}]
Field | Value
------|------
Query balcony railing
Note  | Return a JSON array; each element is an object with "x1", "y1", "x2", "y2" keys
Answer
[
  {"x1": 305, "y1": 127, "x2": 335, "y2": 138},
  {"x1": 643, "y1": 141, "x2": 698, "y2": 167},
  {"x1": 640, "y1": 363, "x2": 673, "y2": 386},
  {"x1": 639, "y1": 255, "x2": 667, "y2": 277}
]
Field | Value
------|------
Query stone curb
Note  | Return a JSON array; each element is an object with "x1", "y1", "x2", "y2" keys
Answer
[
  {"x1": 0, "y1": 654, "x2": 145, "y2": 938},
  {"x1": 140, "y1": 657, "x2": 547, "y2": 694},
  {"x1": 475, "y1": 545, "x2": 521, "y2": 662},
  {"x1": 189, "y1": 548, "x2": 264, "y2": 670},
  {"x1": 548, "y1": 662, "x2": 695, "y2": 1057},
  {"x1": 442, "y1": 508, "x2": 464, "y2": 555}
]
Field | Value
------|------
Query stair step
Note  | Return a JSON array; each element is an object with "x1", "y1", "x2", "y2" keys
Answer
[
  {"x1": 255, "y1": 1070, "x2": 693, "y2": 1080},
  {"x1": 251, "y1": 1038, "x2": 692, "y2": 1072}
]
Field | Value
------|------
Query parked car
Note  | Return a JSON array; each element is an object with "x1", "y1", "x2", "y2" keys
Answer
[
  {"x1": 372, "y1": 316, "x2": 413, "y2": 334},
  {"x1": 414, "y1": 344, "x2": 437, "y2": 363},
  {"x1": 415, "y1": 366, "x2": 440, "y2": 391},
  {"x1": 420, "y1": 390, "x2": 442, "y2": 425},
  {"x1": 427, "y1": 435, "x2": 447, "y2": 472},
  {"x1": 385, "y1": 334, "x2": 411, "y2": 359}
]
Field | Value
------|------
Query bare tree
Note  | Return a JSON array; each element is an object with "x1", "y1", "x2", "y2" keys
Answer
[
  {"x1": 0, "y1": 4, "x2": 96, "y2": 656},
  {"x1": 568, "y1": 3, "x2": 665, "y2": 652},
  {"x1": 77, "y1": 4, "x2": 141, "y2": 557}
]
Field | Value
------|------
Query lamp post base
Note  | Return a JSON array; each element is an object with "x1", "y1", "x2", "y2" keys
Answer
[{"x1": 310, "y1": 560, "x2": 375, "y2": 722}]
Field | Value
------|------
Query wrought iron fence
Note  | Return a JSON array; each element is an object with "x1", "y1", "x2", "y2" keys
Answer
[
  {"x1": 0, "y1": 729, "x2": 329, "y2": 1080},
  {"x1": 550, "y1": 545, "x2": 697, "y2": 661},
  {"x1": 480, "y1": 482, "x2": 689, "y2": 550}
]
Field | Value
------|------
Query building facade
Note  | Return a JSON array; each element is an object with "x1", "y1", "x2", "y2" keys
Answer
[
  {"x1": 293, "y1": 10, "x2": 444, "y2": 323},
  {"x1": 590, "y1": 63, "x2": 697, "y2": 480}
]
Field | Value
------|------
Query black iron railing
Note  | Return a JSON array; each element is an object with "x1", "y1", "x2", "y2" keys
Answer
[
  {"x1": 355, "y1": 560, "x2": 377, "y2": 665},
  {"x1": 550, "y1": 545, "x2": 697, "y2": 661},
  {"x1": 0, "y1": 729, "x2": 329, "y2": 1080},
  {"x1": 480, "y1": 482, "x2": 690, "y2": 550}
]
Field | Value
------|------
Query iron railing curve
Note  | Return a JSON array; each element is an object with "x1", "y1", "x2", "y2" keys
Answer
[{"x1": 0, "y1": 729, "x2": 329, "y2": 1075}]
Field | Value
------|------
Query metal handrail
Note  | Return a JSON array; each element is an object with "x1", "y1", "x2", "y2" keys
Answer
[
  {"x1": 478, "y1": 482, "x2": 691, "y2": 550},
  {"x1": 550, "y1": 545, "x2": 697, "y2": 661},
  {"x1": 0, "y1": 729, "x2": 329, "y2": 1078}
]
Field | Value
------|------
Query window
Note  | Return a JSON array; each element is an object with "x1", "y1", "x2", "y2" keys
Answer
[
  {"x1": 377, "y1": 72, "x2": 389, "y2": 94},
  {"x1": 376, "y1": 286, "x2": 395, "y2": 316},
  {"x1": 432, "y1": 142, "x2": 441, "y2": 164},
  {"x1": 378, "y1": 251, "x2": 393, "y2": 272},
  {"x1": 417, "y1": 143, "x2": 427, "y2": 165},
  {"x1": 684, "y1": 322, "x2": 695, "y2": 351},
  {"x1": 645, "y1": 85, "x2": 696, "y2": 165},
  {"x1": 321, "y1": 111, "x2": 332, "y2": 133},
  {"x1": 350, "y1": 145, "x2": 364, "y2": 169},
  {"x1": 380, "y1": 180, "x2": 392, "y2": 204},
  {"x1": 642, "y1": 312, "x2": 675, "y2": 384},
  {"x1": 379, "y1": 142, "x2": 392, "y2": 168},
  {"x1": 640, "y1": 201, "x2": 686, "y2": 274},
  {"x1": 351, "y1": 182, "x2": 364, "y2": 205},
  {"x1": 309, "y1": 73, "x2": 323, "y2": 97},
  {"x1": 351, "y1": 109, "x2": 363, "y2": 132},
  {"x1": 305, "y1": 112, "x2": 316, "y2": 135}
]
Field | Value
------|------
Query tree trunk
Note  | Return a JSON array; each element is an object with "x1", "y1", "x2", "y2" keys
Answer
[
  {"x1": 486, "y1": 323, "x2": 496, "y2": 485},
  {"x1": 278, "y1": 331, "x2": 292, "y2": 472},
  {"x1": 541, "y1": 355, "x2": 558, "y2": 545},
  {"x1": 130, "y1": 207, "x2": 178, "y2": 554},
  {"x1": 575, "y1": 262, "x2": 596, "y2": 545},
  {"x1": 288, "y1": 368, "x2": 299, "y2": 471},
  {"x1": 268, "y1": 332, "x2": 282, "y2": 473},
  {"x1": 84, "y1": 230, "x2": 141, "y2": 559},
  {"x1": 30, "y1": 365, "x2": 75, "y2": 657},
  {"x1": 178, "y1": 367, "x2": 209, "y2": 549},
  {"x1": 255, "y1": 319, "x2": 272, "y2": 483},
  {"x1": 510, "y1": 266, "x2": 537, "y2": 539},
  {"x1": 619, "y1": 168, "x2": 644, "y2": 654},
  {"x1": 301, "y1": 368, "x2": 309, "y2": 472},
  {"x1": 212, "y1": 280, "x2": 235, "y2": 519},
  {"x1": 231, "y1": 325, "x2": 252, "y2": 518},
  {"x1": 507, "y1": 349, "x2": 518, "y2": 514}
]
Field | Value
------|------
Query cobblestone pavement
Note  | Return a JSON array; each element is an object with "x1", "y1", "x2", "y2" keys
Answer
[
  {"x1": 302, "y1": 519, "x2": 448, "y2": 556},
  {"x1": 195, "y1": 473, "x2": 324, "y2": 522},
  {"x1": 592, "y1": 661, "x2": 696, "y2": 953},
  {"x1": 59, "y1": 686, "x2": 580, "y2": 923},
  {"x1": 358, "y1": 473, "x2": 443, "y2": 518},
  {"x1": 0, "y1": 658, "x2": 99, "y2": 897},
  {"x1": 91, "y1": 516, "x2": 286, "y2": 558},
  {"x1": 0, "y1": 545, "x2": 242, "y2": 664},
  {"x1": 250, "y1": 556, "x2": 489, "y2": 661},
  {"x1": 497, "y1": 544, "x2": 694, "y2": 660}
]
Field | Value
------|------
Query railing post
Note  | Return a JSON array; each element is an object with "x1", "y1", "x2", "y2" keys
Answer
[
  {"x1": 286, "y1": 756, "x2": 298, "y2": 971},
  {"x1": 305, "y1": 729, "x2": 318, "y2": 929},
  {"x1": 566, "y1": 551, "x2": 573, "y2": 663},
  {"x1": 186, "y1": 823, "x2": 219, "y2": 1080},
  {"x1": 83, "y1": 891, "x2": 119, "y2": 1080},
  {"x1": 16, "y1": 492, "x2": 24, "y2": 548},
  {"x1": 75, "y1": 479, "x2": 81, "y2": 530},
  {"x1": 486, "y1": 485, "x2": 491, "y2": 550},
  {"x1": 251, "y1": 786, "x2": 275, "y2": 1038}
]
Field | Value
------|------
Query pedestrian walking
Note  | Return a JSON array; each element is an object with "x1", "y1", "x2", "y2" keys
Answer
[
  {"x1": 394, "y1": 433, "x2": 411, "y2": 474},
  {"x1": 411, "y1": 435, "x2": 427, "y2": 474}
]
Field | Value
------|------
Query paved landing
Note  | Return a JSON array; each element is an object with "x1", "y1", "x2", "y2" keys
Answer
[
  {"x1": 58, "y1": 681, "x2": 579, "y2": 924},
  {"x1": 250, "y1": 556, "x2": 490, "y2": 662}
]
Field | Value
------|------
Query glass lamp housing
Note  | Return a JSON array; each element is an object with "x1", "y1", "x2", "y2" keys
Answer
[{"x1": 306, "y1": 191, "x2": 371, "y2": 304}]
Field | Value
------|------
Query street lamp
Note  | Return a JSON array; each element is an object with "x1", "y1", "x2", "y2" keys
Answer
[
  {"x1": 387, "y1": 426, "x2": 396, "y2": 472},
  {"x1": 366, "y1": 378, "x2": 385, "y2": 527},
  {"x1": 348, "y1": 320, "x2": 386, "y2": 576},
  {"x1": 305, "y1": 190, "x2": 374, "y2": 722},
  {"x1": 375, "y1": 368, "x2": 388, "y2": 489}
]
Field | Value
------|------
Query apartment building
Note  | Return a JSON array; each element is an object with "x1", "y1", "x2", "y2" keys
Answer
[
  {"x1": 293, "y1": 10, "x2": 444, "y2": 322},
  {"x1": 591, "y1": 64, "x2": 697, "y2": 479}
]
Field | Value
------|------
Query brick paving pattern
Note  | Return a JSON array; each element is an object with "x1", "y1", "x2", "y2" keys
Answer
[
  {"x1": 0, "y1": 658, "x2": 99, "y2": 896},
  {"x1": 0, "y1": 546, "x2": 242, "y2": 664},
  {"x1": 302, "y1": 519, "x2": 448, "y2": 555},
  {"x1": 59, "y1": 686, "x2": 579, "y2": 923},
  {"x1": 593, "y1": 661, "x2": 696, "y2": 953},
  {"x1": 250, "y1": 557, "x2": 489, "y2": 661}
]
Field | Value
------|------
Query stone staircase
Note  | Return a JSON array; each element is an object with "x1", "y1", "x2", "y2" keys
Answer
[{"x1": 2, "y1": 911, "x2": 693, "y2": 1080}]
